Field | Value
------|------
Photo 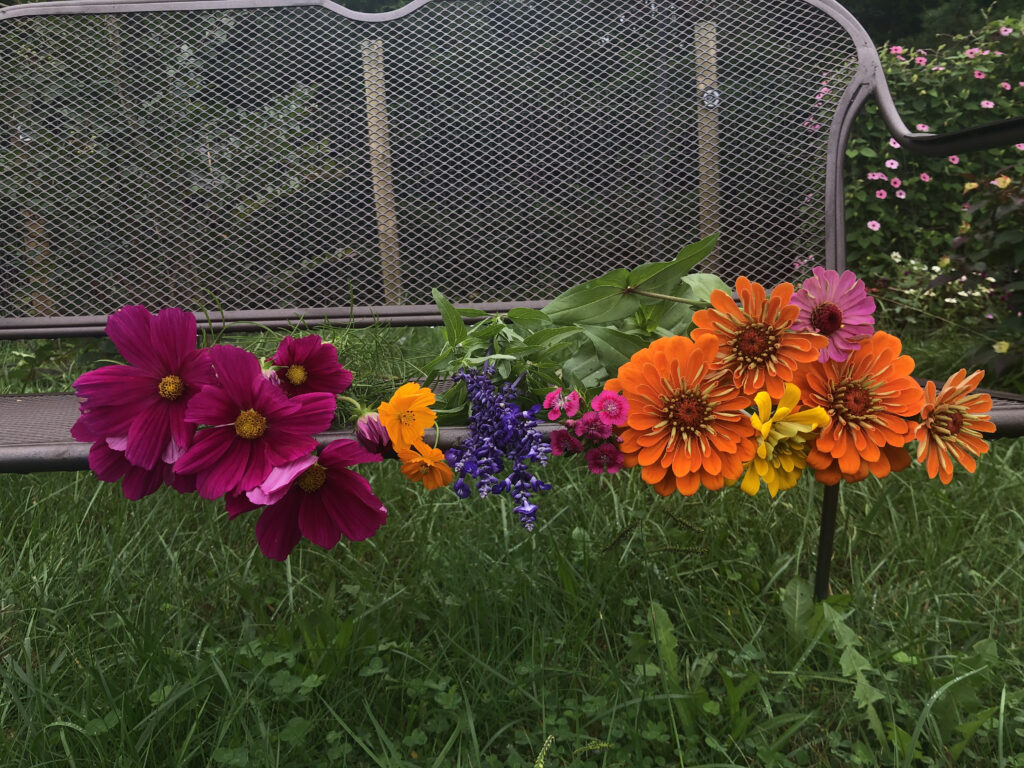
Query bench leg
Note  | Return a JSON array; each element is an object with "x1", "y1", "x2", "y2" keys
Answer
[{"x1": 814, "y1": 483, "x2": 841, "y2": 601}]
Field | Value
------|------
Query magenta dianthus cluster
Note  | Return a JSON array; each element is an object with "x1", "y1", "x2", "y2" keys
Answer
[{"x1": 545, "y1": 388, "x2": 628, "y2": 475}]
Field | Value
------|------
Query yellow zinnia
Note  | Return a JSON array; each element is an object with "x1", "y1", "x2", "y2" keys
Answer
[
  {"x1": 739, "y1": 383, "x2": 829, "y2": 497},
  {"x1": 378, "y1": 382, "x2": 437, "y2": 449}
]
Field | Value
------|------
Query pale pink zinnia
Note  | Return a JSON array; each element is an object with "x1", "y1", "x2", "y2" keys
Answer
[
  {"x1": 175, "y1": 345, "x2": 336, "y2": 499},
  {"x1": 271, "y1": 334, "x2": 353, "y2": 397},
  {"x1": 71, "y1": 306, "x2": 215, "y2": 470},
  {"x1": 232, "y1": 440, "x2": 387, "y2": 560},
  {"x1": 791, "y1": 267, "x2": 876, "y2": 362}
]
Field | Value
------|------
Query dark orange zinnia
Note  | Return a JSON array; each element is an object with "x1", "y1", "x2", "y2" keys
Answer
[
  {"x1": 796, "y1": 331, "x2": 924, "y2": 484},
  {"x1": 916, "y1": 369, "x2": 995, "y2": 484},
  {"x1": 691, "y1": 276, "x2": 826, "y2": 399},
  {"x1": 605, "y1": 334, "x2": 756, "y2": 496}
]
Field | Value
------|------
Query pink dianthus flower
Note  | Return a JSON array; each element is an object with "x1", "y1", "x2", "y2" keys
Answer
[
  {"x1": 574, "y1": 411, "x2": 613, "y2": 441},
  {"x1": 590, "y1": 391, "x2": 629, "y2": 426},
  {"x1": 549, "y1": 429, "x2": 583, "y2": 456},
  {"x1": 542, "y1": 387, "x2": 581, "y2": 420},
  {"x1": 586, "y1": 443, "x2": 625, "y2": 475}
]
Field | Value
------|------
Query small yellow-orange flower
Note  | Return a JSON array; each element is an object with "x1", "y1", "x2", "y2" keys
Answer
[
  {"x1": 397, "y1": 441, "x2": 453, "y2": 490},
  {"x1": 916, "y1": 369, "x2": 995, "y2": 484},
  {"x1": 691, "y1": 276, "x2": 826, "y2": 398},
  {"x1": 796, "y1": 331, "x2": 924, "y2": 484},
  {"x1": 606, "y1": 334, "x2": 756, "y2": 496},
  {"x1": 378, "y1": 382, "x2": 436, "y2": 449}
]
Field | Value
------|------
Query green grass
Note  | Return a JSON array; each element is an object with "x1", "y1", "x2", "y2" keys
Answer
[{"x1": 1, "y1": 332, "x2": 1023, "y2": 767}]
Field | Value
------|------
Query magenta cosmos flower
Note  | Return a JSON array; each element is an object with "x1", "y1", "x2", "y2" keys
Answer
[
  {"x1": 271, "y1": 335, "x2": 353, "y2": 397},
  {"x1": 175, "y1": 345, "x2": 336, "y2": 499},
  {"x1": 88, "y1": 441, "x2": 196, "y2": 500},
  {"x1": 791, "y1": 267, "x2": 876, "y2": 362},
  {"x1": 232, "y1": 440, "x2": 387, "y2": 561},
  {"x1": 71, "y1": 306, "x2": 214, "y2": 470}
]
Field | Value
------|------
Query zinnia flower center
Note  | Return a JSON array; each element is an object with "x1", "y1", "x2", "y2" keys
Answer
[
  {"x1": 831, "y1": 382, "x2": 876, "y2": 421},
  {"x1": 666, "y1": 392, "x2": 708, "y2": 432},
  {"x1": 810, "y1": 301, "x2": 844, "y2": 335},
  {"x1": 944, "y1": 410, "x2": 965, "y2": 436},
  {"x1": 733, "y1": 323, "x2": 779, "y2": 366},
  {"x1": 234, "y1": 408, "x2": 268, "y2": 439},
  {"x1": 284, "y1": 364, "x2": 308, "y2": 386},
  {"x1": 296, "y1": 462, "x2": 326, "y2": 492},
  {"x1": 158, "y1": 374, "x2": 185, "y2": 401}
]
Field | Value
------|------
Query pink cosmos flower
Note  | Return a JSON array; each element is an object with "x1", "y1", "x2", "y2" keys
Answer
[
  {"x1": 980, "y1": 100, "x2": 995, "y2": 109},
  {"x1": 791, "y1": 267, "x2": 876, "y2": 362},
  {"x1": 885, "y1": 159, "x2": 899, "y2": 169},
  {"x1": 549, "y1": 429, "x2": 583, "y2": 456},
  {"x1": 1000, "y1": 82, "x2": 1012, "y2": 90},
  {"x1": 888, "y1": 138, "x2": 901, "y2": 149},
  {"x1": 586, "y1": 443, "x2": 625, "y2": 475},
  {"x1": 71, "y1": 306, "x2": 215, "y2": 470},
  {"x1": 915, "y1": 123, "x2": 930, "y2": 131},
  {"x1": 920, "y1": 173, "x2": 932, "y2": 182},
  {"x1": 590, "y1": 391, "x2": 629, "y2": 426},
  {"x1": 1000, "y1": 26, "x2": 1013, "y2": 36},
  {"x1": 574, "y1": 411, "x2": 613, "y2": 441},
  {"x1": 896, "y1": 190, "x2": 907, "y2": 199},
  {"x1": 542, "y1": 387, "x2": 581, "y2": 420},
  {"x1": 890, "y1": 178, "x2": 902, "y2": 189},
  {"x1": 867, "y1": 220, "x2": 881, "y2": 231},
  {"x1": 175, "y1": 345, "x2": 336, "y2": 499},
  {"x1": 271, "y1": 335, "x2": 353, "y2": 397},
  {"x1": 949, "y1": 155, "x2": 960, "y2": 164},
  {"x1": 88, "y1": 441, "x2": 196, "y2": 500},
  {"x1": 232, "y1": 440, "x2": 386, "y2": 560},
  {"x1": 974, "y1": 70, "x2": 986, "y2": 79},
  {"x1": 876, "y1": 189, "x2": 888, "y2": 199}
]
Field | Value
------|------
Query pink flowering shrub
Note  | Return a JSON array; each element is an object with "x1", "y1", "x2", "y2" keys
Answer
[{"x1": 845, "y1": 11, "x2": 1024, "y2": 346}]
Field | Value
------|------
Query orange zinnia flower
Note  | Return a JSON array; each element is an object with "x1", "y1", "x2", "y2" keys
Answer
[
  {"x1": 397, "y1": 441, "x2": 454, "y2": 490},
  {"x1": 606, "y1": 334, "x2": 756, "y2": 496},
  {"x1": 796, "y1": 331, "x2": 924, "y2": 484},
  {"x1": 916, "y1": 369, "x2": 995, "y2": 484},
  {"x1": 378, "y1": 382, "x2": 436, "y2": 449},
  {"x1": 691, "y1": 276, "x2": 827, "y2": 398}
]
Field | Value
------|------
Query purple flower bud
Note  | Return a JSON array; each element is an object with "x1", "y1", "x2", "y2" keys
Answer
[{"x1": 356, "y1": 412, "x2": 397, "y2": 459}]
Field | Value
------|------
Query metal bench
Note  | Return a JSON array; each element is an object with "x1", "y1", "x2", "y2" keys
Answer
[{"x1": 2, "y1": 0, "x2": 1023, "y2": 478}]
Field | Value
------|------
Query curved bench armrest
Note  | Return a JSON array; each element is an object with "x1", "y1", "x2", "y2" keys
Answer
[{"x1": 873, "y1": 74, "x2": 1024, "y2": 156}]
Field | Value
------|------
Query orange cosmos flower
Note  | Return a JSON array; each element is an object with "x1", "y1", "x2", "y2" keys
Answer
[
  {"x1": 605, "y1": 334, "x2": 756, "y2": 496},
  {"x1": 796, "y1": 331, "x2": 924, "y2": 484},
  {"x1": 397, "y1": 441, "x2": 454, "y2": 490},
  {"x1": 916, "y1": 369, "x2": 995, "y2": 484},
  {"x1": 378, "y1": 382, "x2": 436, "y2": 449},
  {"x1": 691, "y1": 276, "x2": 827, "y2": 398}
]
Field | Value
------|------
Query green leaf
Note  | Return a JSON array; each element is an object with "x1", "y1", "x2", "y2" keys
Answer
[
  {"x1": 279, "y1": 716, "x2": 313, "y2": 745},
  {"x1": 542, "y1": 269, "x2": 634, "y2": 324},
  {"x1": 212, "y1": 747, "x2": 249, "y2": 767},
  {"x1": 84, "y1": 710, "x2": 119, "y2": 736},
  {"x1": 627, "y1": 234, "x2": 720, "y2": 294},
  {"x1": 853, "y1": 672, "x2": 885, "y2": 709},
  {"x1": 657, "y1": 272, "x2": 730, "y2": 332},
  {"x1": 780, "y1": 577, "x2": 814, "y2": 639},
  {"x1": 506, "y1": 307, "x2": 551, "y2": 325},
  {"x1": 522, "y1": 326, "x2": 583, "y2": 348},
  {"x1": 580, "y1": 326, "x2": 647, "y2": 372},
  {"x1": 840, "y1": 646, "x2": 873, "y2": 676},
  {"x1": 432, "y1": 288, "x2": 468, "y2": 346}
]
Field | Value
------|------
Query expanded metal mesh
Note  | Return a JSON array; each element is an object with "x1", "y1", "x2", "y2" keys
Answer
[{"x1": 0, "y1": 0, "x2": 860, "y2": 324}]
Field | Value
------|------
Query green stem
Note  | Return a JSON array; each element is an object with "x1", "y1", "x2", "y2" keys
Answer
[{"x1": 624, "y1": 287, "x2": 711, "y2": 306}]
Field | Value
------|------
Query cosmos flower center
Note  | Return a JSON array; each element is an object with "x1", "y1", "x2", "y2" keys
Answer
[
  {"x1": 810, "y1": 301, "x2": 843, "y2": 335},
  {"x1": 733, "y1": 323, "x2": 779, "y2": 365},
  {"x1": 234, "y1": 408, "x2": 268, "y2": 439},
  {"x1": 296, "y1": 462, "x2": 326, "y2": 493},
  {"x1": 284, "y1": 364, "x2": 308, "y2": 386},
  {"x1": 158, "y1": 374, "x2": 185, "y2": 401},
  {"x1": 398, "y1": 410, "x2": 418, "y2": 426},
  {"x1": 666, "y1": 392, "x2": 708, "y2": 432}
]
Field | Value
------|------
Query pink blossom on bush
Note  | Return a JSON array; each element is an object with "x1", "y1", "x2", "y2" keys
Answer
[
  {"x1": 914, "y1": 56, "x2": 927, "y2": 65},
  {"x1": 867, "y1": 220, "x2": 881, "y2": 231},
  {"x1": 1000, "y1": 82, "x2": 1012, "y2": 90},
  {"x1": 885, "y1": 159, "x2": 899, "y2": 169},
  {"x1": 876, "y1": 189, "x2": 888, "y2": 199},
  {"x1": 949, "y1": 155, "x2": 960, "y2": 165},
  {"x1": 920, "y1": 173, "x2": 932, "y2": 182},
  {"x1": 889, "y1": 45, "x2": 903, "y2": 54},
  {"x1": 889, "y1": 137, "x2": 901, "y2": 148},
  {"x1": 1000, "y1": 26, "x2": 1013, "y2": 36},
  {"x1": 895, "y1": 190, "x2": 907, "y2": 199},
  {"x1": 1015, "y1": 143, "x2": 1024, "y2": 150},
  {"x1": 931, "y1": 66, "x2": 946, "y2": 71},
  {"x1": 966, "y1": 47, "x2": 981, "y2": 58},
  {"x1": 915, "y1": 123, "x2": 930, "y2": 131},
  {"x1": 974, "y1": 70, "x2": 986, "y2": 79},
  {"x1": 980, "y1": 100, "x2": 995, "y2": 108},
  {"x1": 890, "y1": 177, "x2": 902, "y2": 188}
]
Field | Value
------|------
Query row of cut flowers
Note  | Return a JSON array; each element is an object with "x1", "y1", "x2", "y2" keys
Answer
[{"x1": 71, "y1": 267, "x2": 995, "y2": 560}]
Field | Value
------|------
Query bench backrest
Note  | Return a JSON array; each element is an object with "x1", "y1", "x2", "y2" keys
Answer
[{"x1": 0, "y1": 0, "x2": 880, "y2": 338}]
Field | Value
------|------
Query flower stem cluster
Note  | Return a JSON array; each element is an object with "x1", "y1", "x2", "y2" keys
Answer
[{"x1": 446, "y1": 365, "x2": 551, "y2": 531}]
